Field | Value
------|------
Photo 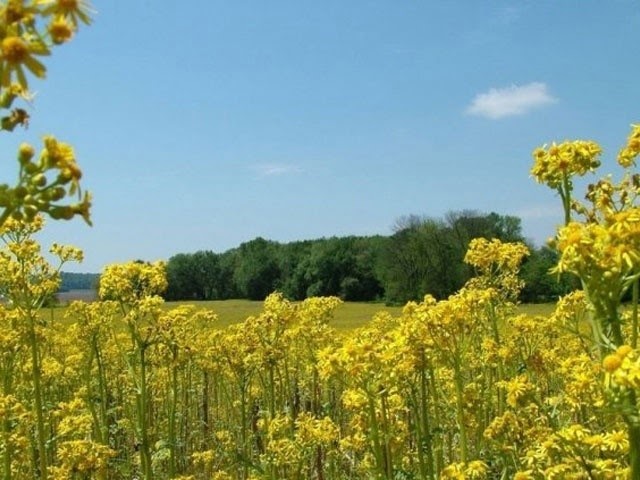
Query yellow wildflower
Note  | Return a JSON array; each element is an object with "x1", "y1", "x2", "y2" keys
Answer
[
  {"x1": 603, "y1": 354, "x2": 622, "y2": 373},
  {"x1": 38, "y1": 0, "x2": 93, "y2": 27},
  {"x1": 531, "y1": 140, "x2": 601, "y2": 189},
  {"x1": 0, "y1": 35, "x2": 49, "y2": 88},
  {"x1": 48, "y1": 16, "x2": 75, "y2": 44},
  {"x1": 617, "y1": 124, "x2": 640, "y2": 168}
]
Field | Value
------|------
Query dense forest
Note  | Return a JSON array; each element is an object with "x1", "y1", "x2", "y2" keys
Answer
[
  {"x1": 59, "y1": 272, "x2": 100, "y2": 292},
  {"x1": 163, "y1": 211, "x2": 576, "y2": 304}
]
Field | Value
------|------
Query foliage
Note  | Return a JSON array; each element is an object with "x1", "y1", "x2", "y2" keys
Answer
[
  {"x1": 0, "y1": 168, "x2": 636, "y2": 479},
  {"x1": 6, "y1": 225, "x2": 615, "y2": 480},
  {"x1": 530, "y1": 123, "x2": 640, "y2": 476},
  {"x1": 381, "y1": 211, "x2": 525, "y2": 303},
  {"x1": 519, "y1": 246, "x2": 577, "y2": 303},
  {"x1": 0, "y1": 2, "x2": 93, "y2": 478},
  {"x1": 59, "y1": 271, "x2": 99, "y2": 291},
  {"x1": 0, "y1": 3, "x2": 638, "y2": 478},
  {"x1": 164, "y1": 211, "x2": 535, "y2": 304},
  {"x1": 232, "y1": 237, "x2": 282, "y2": 301},
  {"x1": 0, "y1": 0, "x2": 92, "y2": 228}
]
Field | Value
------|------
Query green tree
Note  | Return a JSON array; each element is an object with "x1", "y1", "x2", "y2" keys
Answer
[
  {"x1": 293, "y1": 237, "x2": 383, "y2": 301},
  {"x1": 166, "y1": 251, "x2": 235, "y2": 300},
  {"x1": 165, "y1": 253, "x2": 199, "y2": 300},
  {"x1": 277, "y1": 240, "x2": 315, "y2": 300},
  {"x1": 233, "y1": 237, "x2": 282, "y2": 300},
  {"x1": 382, "y1": 211, "x2": 525, "y2": 303},
  {"x1": 519, "y1": 246, "x2": 577, "y2": 303}
]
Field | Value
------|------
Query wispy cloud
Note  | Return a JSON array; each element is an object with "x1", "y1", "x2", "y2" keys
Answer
[
  {"x1": 253, "y1": 163, "x2": 303, "y2": 177},
  {"x1": 495, "y1": 6, "x2": 522, "y2": 26},
  {"x1": 466, "y1": 82, "x2": 557, "y2": 119},
  {"x1": 514, "y1": 205, "x2": 560, "y2": 220}
]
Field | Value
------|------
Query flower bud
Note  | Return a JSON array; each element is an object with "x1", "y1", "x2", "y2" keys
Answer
[
  {"x1": 13, "y1": 186, "x2": 27, "y2": 198},
  {"x1": 18, "y1": 143, "x2": 35, "y2": 164},
  {"x1": 24, "y1": 162, "x2": 38, "y2": 175},
  {"x1": 23, "y1": 204, "x2": 38, "y2": 220},
  {"x1": 49, "y1": 186, "x2": 66, "y2": 201},
  {"x1": 57, "y1": 169, "x2": 73, "y2": 184},
  {"x1": 31, "y1": 174, "x2": 47, "y2": 187},
  {"x1": 617, "y1": 345, "x2": 633, "y2": 358},
  {"x1": 603, "y1": 354, "x2": 622, "y2": 373},
  {"x1": 49, "y1": 206, "x2": 74, "y2": 220}
]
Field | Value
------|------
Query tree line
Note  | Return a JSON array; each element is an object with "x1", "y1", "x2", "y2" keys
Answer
[
  {"x1": 59, "y1": 272, "x2": 100, "y2": 291},
  {"x1": 164, "y1": 211, "x2": 575, "y2": 304}
]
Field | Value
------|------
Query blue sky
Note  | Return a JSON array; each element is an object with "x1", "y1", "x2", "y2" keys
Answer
[{"x1": 4, "y1": 1, "x2": 639, "y2": 272}]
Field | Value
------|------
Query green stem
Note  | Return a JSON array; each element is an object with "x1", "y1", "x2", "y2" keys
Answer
[
  {"x1": 94, "y1": 340, "x2": 110, "y2": 447},
  {"x1": 419, "y1": 351, "x2": 434, "y2": 479},
  {"x1": 603, "y1": 299, "x2": 625, "y2": 348},
  {"x1": 137, "y1": 345, "x2": 152, "y2": 480},
  {"x1": 240, "y1": 379, "x2": 248, "y2": 480},
  {"x1": 27, "y1": 312, "x2": 47, "y2": 479},
  {"x1": 367, "y1": 392, "x2": 385, "y2": 478},
  {"x1": 453, "y1": 356, "x2": 468, "y2": 464},
  {"x1": 2, "y1": 354, "x2": 14, "y2": 480},
  {"x1": 628, "y1": 423, "x2": 640, "y2": 480},
  {"x1": 0, "y1": 208, "x2": 13, "y2": 230},
  {"x1": 201, "y1": 370, "x2": 209, "y2": 450},
  {"x1": 632, "y1": 279, "x2": 639, "y2": 349},
  {"x1": 168, "y1": 347, "x2": 178, "y2": 479},
  {"x1": 488, "y1": 302, "x2": 505, "y2": 416},
  {"x1": 560, "y1": 174, "x2": 572, "y2": 226},
  {"x1": 429, "y1": 365, "x2": 444, "y2": 477},
  {"x1": 380, "y1": 392, "x2": 393, "y2": 479},
  {"x1": 268, "y1": 366, "x2": 275, "y2": 418}
]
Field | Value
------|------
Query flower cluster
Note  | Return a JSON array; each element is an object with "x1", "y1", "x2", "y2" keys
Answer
[
  {"x1": 618, "y1": 124, "x2": 640, "y2": 168},
  {"x1": 99, "y1": 260, "x2": 168, "y2": 304},
  {"x1": 532, "y1": 122, "x2": 640, "y2": 478},
  {"x1": 0, "y1": 0, "x2": 94, "y2": 227},
  {"x1": 1, "y1": 120, "x2": 639, "y2": 477},
  {"x1": 531, "y1": 140, "x2": 602, "y2": 189}
]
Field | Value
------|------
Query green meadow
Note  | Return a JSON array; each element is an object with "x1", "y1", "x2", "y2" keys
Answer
[{"x1": 47, "y1": 298, "x2": 557, "y2": 330}]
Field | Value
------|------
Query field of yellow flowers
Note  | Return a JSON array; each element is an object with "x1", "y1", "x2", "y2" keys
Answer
[
  {"x1": 0, "y1": 2, "x2": 639, "y2": 479},
  {"x1": 2, "y1": 129, "x2": 640, "y2": 478}
]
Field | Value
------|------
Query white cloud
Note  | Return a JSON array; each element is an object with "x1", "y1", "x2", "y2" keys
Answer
[
  {"x1": 495, "y1": 6, "x2": 522, "y2": 26},
  {"x1": 514, "y1": 204, "x2": 560, "y2": 220},
  {"x1": 466, "y1": 82, "x2": 557, "y2": 119},
  {"x1": 253, "y1": 163, "x2": 303, "y2": 177}
]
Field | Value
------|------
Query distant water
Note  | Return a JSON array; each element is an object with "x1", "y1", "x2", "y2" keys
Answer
[{"x1": 56, "y1": 289, "x2": 98, "y2": 303}]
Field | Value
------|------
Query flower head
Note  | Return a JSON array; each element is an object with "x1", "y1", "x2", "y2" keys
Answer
[
  {"x1": 0, "y1": 35, "x2": 49, "y2": 88},
  {"x1": 38, "y1": 0, "x2": 93, "y2": 27},
  {"x1": 531, "y1": 140, "x2": 601, "y2": 189},
  {"x1": 48, "y1": 16, "x2": 75, "y2": 44}
]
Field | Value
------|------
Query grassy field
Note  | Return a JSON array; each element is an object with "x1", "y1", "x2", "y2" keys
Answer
[{"x1": 47, "y1": 296, "x2": 557, "y2": 329}]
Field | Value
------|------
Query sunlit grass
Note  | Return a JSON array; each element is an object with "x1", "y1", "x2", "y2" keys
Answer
[
  {"x1": 516, "y1": 302, "x2": 556, "y2": 318},
  {"x1": 46, "y1": 297, "x2": 558, "y2": 330}
]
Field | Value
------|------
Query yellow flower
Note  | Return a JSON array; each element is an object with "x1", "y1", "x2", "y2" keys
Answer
[
  {"x1": 48, "y1": 16, "x2": 75, "y2": 44},
  {"x1": 502, "y1": 375, "x2": 534, "y2": 408},
  {"x1": 38, "y1": 0, "x2": 93, "y2": 27},
  {"x1": 0, "y1": 35, "x2": 49, "y2": 88},
  {"x1": 603, "y1": 430, "x2": 628, "y2": 454},
  {"x1": 618, "y1": 124, "x2": 640, "y2": 168},
  {"x1": 441, "y1": 463, "x2": 465, "y2": 479},
  {"x1": 99, "y1": 261, "x2": 168, "y2": 303},
  {"x1": 513, "y1": 471, "x2": 534, "y2": 480},
  {"x1": 603, "y1": 353, "x2": 622, "y2": 373},
  {"x1": 617, "y1": 345, "x2": 633, "y2": 358},
  {"x1": 1, "y1": 0, "x2": 40, "y2": 25},
  {"x1": 465, "y1": 460, "x2": 489, "y2": 479},
  {"x1": 531, "y1": 140, "x2": 601, "y2": 189}
]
